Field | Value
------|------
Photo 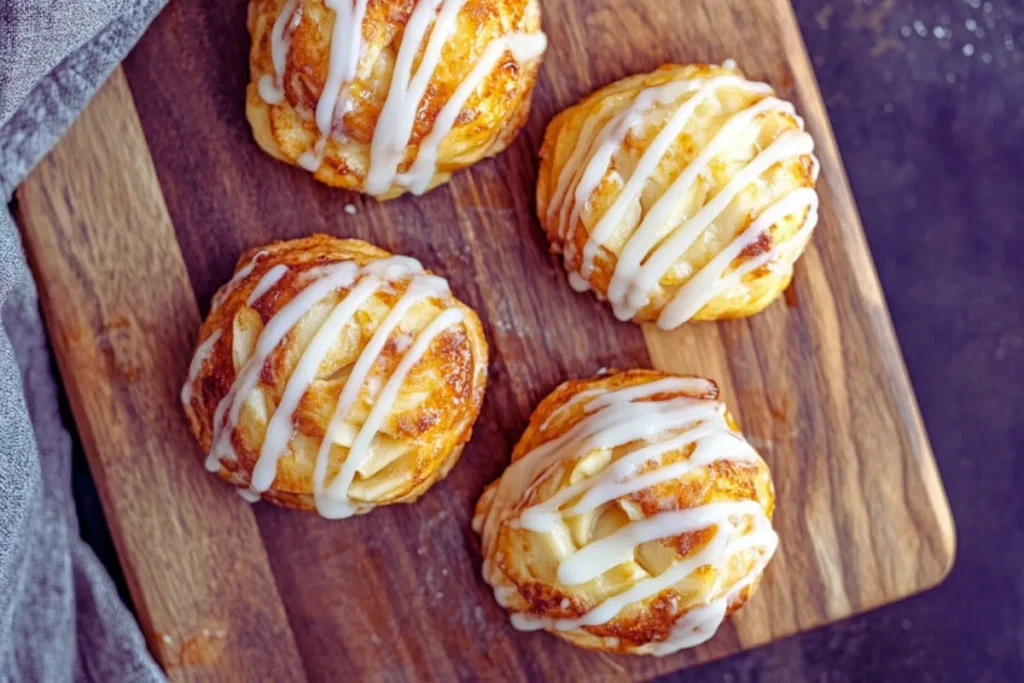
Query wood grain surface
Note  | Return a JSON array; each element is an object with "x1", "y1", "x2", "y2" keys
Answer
[
  {"x1": 15, "y1": 69, "x2": 304, "y2": 682},
  {"x1": 16, "y1": 0, "x2": 955, "y2": 680}
]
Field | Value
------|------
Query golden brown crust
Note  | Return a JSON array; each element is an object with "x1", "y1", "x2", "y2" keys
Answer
[
  {"x1": 183, "y1": 234, "x2": 488, "y2": 514},
  {"x1": 246, "y1": 0, "x2": 544, "y2": 198},
  {"x1": 474, "y1": 369, "x2": 776, "y2": 655},
  {"x1": 537, "y1": 63, "x2": 819, "y2": 324}
]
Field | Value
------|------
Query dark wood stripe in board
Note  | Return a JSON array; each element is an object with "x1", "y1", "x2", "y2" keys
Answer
[{"x1": 16, "y1": 68, "x2": 305, "y2": 682}]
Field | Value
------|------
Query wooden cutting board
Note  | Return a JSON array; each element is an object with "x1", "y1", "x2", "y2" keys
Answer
[{"x1": 15, "y1": 0, "x2": 955, "y2": 680}]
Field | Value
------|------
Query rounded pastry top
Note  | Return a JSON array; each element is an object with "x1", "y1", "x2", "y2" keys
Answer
[
  {"x1": 247, "y1": 0, "x2": 547, "y2": 198},
  {"x1": 537, "y1": 62, "x2": 820, "y2": 329},
  {"x1": 474, "y1": 369, "x2": 777, "y2": 655},
  {"x1": 182, "y1": 235, "x2": 488, "y2": 518}
]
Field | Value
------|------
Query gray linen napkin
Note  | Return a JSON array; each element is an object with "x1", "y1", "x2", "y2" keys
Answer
[{"x1": 1, "y1": 1, "x2": 167, "y2": 681}]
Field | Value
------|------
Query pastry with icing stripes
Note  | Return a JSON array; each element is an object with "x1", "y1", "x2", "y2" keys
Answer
[
  {"x1": 537, "y1": 62, "x2": 820, "y2": 329},
  {"x1": 474, "y1": 369, "x2": 777, "y2": 654},
  {"x1": 182, "y1": 235, "x2": 488, "y2": 517},
  {"x1": 247, "y1": 0, "x2": 547, "y2": 198}
]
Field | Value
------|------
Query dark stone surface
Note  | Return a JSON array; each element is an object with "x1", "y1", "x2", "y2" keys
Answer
[{"x1": 68, "y1": 0, "x2": 1024, "y2": 680}]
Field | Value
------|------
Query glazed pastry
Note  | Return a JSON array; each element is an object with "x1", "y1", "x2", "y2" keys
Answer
[
  {"x1": 182, "y1": 235, "x2": 488, "y2": 517},
  {"x1": 474, "y1": 370, "x2": 777, "y2": 655},
  {"x1": 537, "y1": 62, "x2": 820, "y2": 329},
  {"x1": 247, "y1": 0, "x2": 547, "y2": 199}
]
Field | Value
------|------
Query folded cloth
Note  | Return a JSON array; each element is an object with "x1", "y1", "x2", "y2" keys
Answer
[{"x1": 1, "y1": 1, "x2": 167, "y2": 680}]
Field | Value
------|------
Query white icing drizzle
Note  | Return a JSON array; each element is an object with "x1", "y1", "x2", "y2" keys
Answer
[
  {"x1": 261, "y1": 0, "x2": 546, "y2": 193},
  {"x1": 315, "y1": 0, "x2": 369, "y2": 138},
  {"x1": 212, "y1": 251, "x2": 267, "y2": 310},
  {"x1": 537, "y1": 387, "x2": 602, "y2": 432},
  {"x1": 247, "y1": 264, "x2": 289, "y2": 306},
  {"x1": 181, "y1": 330, "x2": 223, "y2": 406},
  {"x1": 659, "y1": 187, "x2": 819, "y2": 328},
  {"x1": 297, "y1": 140, "x2": 326, "y2": 172},
  {"x1": 478, "y1": 376, "x2": 778, "y2": 654},
  {"x1": 203, "y1": 253, "x2": 465, "y2": 518},
  {"x1": 550, "y1": 78, "x2": 726, "y2": 263},
  {"x1": 393, "y1": 32, "x2": 548, "y2": 194},
  {"x1": 567, "y1": 271, "x2": 591, "y2": 293},
  {"x1": 651, "y1": 517, "x2": 775, "y2": 654},
  {"x1": 250, "y1": 274, "x2": 385, "y2": 491},
  {"x1": 258, "y1": 0, "x2": 302, "y2": 104},
  {"x1": 237, "y1": 488, "x2": 262, "y2": 503},
  {"x1": 316, "y1": 307, "x2": 465, "y2": 518},
  {"x1": 205, "y1": 261, "x2": 361, "y2": 473},
  {"x1": 627, "y1": 130, "x2": 815, "y2": 326},
  {"x1": 580, "y1": 76, "x2": 762, "y2": 278},
  {"x1": 365, "y1": 0, "x2": 466, "y2": 194},
  {"x1": 550, "y1": 71, "x2": 818, "y2": 328}
]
